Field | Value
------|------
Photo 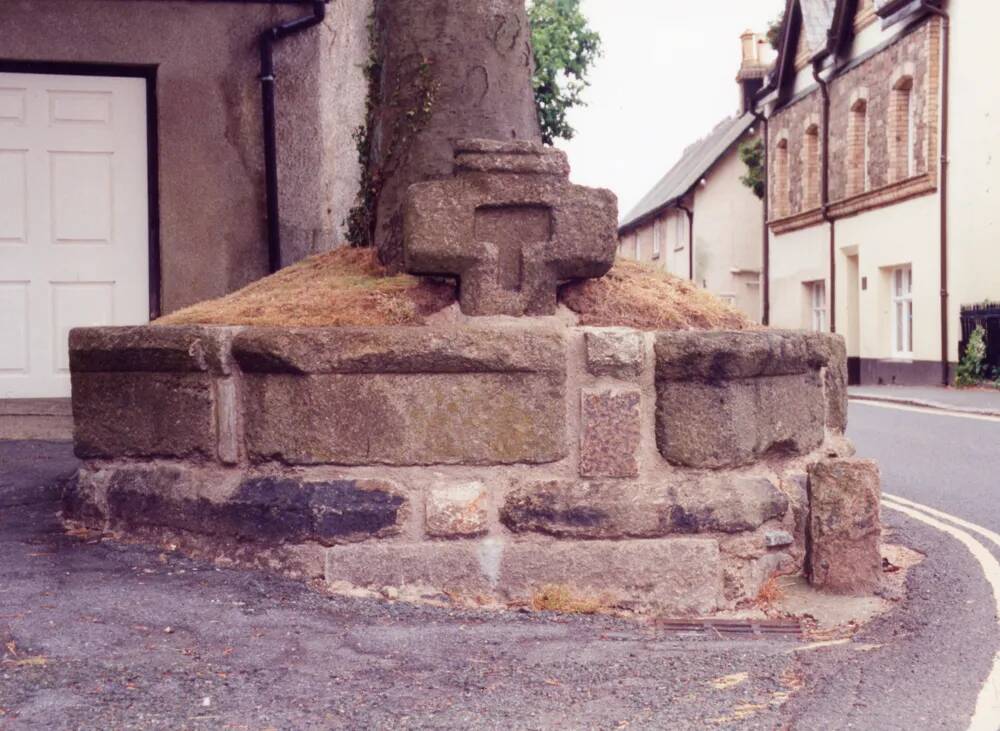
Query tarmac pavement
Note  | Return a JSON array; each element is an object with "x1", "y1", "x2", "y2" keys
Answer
[{"x1": 1, "y1": 438, "x2": 998, "y2": 729}]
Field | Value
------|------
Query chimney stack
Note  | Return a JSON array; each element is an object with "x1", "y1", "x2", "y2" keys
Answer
[{"x1": 736, "y1": 30, "x2": 774, "y2": 114}]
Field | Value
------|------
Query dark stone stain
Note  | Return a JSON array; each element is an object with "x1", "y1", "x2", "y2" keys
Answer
[
  {"x1": 706, "y1": 352, "x2": 730, "y2": 384},
  {"x1": 665, "y1": 505, "x2": 700, "y2": 534},
  {"x1": 102, "y1": 474, "x2": 404, "y2": 547},
  {"x1": 500, "y1": 496, "x2": 609, "y2": 537}
]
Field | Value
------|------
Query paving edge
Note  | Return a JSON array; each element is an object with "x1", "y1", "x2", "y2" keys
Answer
[{"x1": 849, "y1": 394, "x2": 1000, "y2": 419}]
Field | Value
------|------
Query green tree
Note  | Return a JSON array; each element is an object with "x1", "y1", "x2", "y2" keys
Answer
[
  {"x1": 528, "y1": 0, "x2": 602, "y2": 145},
  {"x1": 766, "y1": 10, "x2": 785, "y2": 50},
  {"x1": 739, "y1": 138, "x2": 766, "y2": 199}
]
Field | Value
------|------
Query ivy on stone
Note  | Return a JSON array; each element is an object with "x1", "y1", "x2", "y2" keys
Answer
[
  {"x1": 528, "y1": 0, "x2": 602, "y2": 145},
  {"x1": 739, "y1": 138, "x2": 766, "y2": 200}
]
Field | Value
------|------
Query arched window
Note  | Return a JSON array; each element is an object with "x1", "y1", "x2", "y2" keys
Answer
[
  {"x1": 890, "y1": 74, "x2": 915, "y2": 182},
  {"x1": 774, "y1": 135, "x2": 790, "y2": 218},
  {"x1": 847, "y1": 94, "x2": 869, "y2": 196},
  {"x1": 804, "y1": 122, "x2": 821, "y2": 209}
]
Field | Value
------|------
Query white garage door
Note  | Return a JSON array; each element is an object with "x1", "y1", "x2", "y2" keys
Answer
[{"x1": 0, "y1": 71, "x2": 150, "y2": 398}]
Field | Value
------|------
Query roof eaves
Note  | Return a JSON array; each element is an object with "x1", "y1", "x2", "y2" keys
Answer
[
  {"x1": 618, "y1": 114, "x2": 756, "y2": 233},
  {"x1": 773, "y1": 0, "x2": 802, "y2": 103}
]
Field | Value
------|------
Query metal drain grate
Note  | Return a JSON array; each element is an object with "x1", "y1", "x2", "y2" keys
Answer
[{"x1": 654, "y1": 618, "x2": 803, "y2": 639}]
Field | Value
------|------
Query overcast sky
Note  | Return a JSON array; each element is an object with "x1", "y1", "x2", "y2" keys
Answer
[{"x1": 556, "y1": 0, "x2": 783, "y2": 217}]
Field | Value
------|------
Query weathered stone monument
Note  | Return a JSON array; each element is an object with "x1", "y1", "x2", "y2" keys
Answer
[
  {"x1": 406, "y1": 139, "x2": 617, "y2": 315},
  {"x1": 368, "y1": 0, "x2": 542, "y2": 272},
  {"x1": 65, "y1": 0, "x2": 882, "y2": 612}
]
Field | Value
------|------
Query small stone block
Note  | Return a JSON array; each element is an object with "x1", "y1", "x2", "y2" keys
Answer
[
  {"x1": 72, "y1": 372, "x2": 217, "y2": 460},
  {"x1": 765, "y1": 530, "x2": 794, "y2": 548},
  {"x1": 584, "y1": 328, "x2": 645, "y2": 379},
  {"x1": 500, "y1": 538, "x2": 722, "y2": 615},
  {"x1": 808, "y1": 458, "x2": 882, "y2": 595},
  {"x1": 655, "y1": 374, "x2": 825, "y2": 469},
  {"x1": 426, "y1": 483, "x2": 489, "y2": 537},
  {"x1": 579, "y1": 387, "x2": 641, "y2": 478}
]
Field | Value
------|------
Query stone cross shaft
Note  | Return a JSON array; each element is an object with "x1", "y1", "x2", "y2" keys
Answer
[{"x1": 403, "y1": 139, "x2": 618, "y2": 317}]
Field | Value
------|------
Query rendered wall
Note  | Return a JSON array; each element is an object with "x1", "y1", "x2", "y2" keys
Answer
[
  {"x1": 947, "y1": 0, "x2": 1000, "y2": 361},
  {"x1": 691, "y1": 143, "x2": 763, "y2": 322},
  {"x1": 618, "y1": 143, "x2": 763, "y2": 323},
  {"x1": 0, "y1": 0, "x2": 371, "y2": 313}
]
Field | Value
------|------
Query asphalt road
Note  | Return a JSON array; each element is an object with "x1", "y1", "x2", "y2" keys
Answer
[
  {"x1": 2, "y1": 404, "x2": 1000, "y2": 729},
  {"x1": 849, "y1": 401, "x2": 1000, "y2": 532}
]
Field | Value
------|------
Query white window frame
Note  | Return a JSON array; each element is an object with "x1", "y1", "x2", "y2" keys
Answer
[
  {"x1": 891, "y1": 265, "x2": 914, "y2": 358},
  {"x1": 633, "y1": 233, "x2": 640, "y2": 259},
  {"x1": 652, "y1": 220, "x2": 661, "y2": 259},
  {"x1": 673, "y1": 214, "x2": 685, "y2": 252},
  {"x1": 809, "y1": 280, "x2": 827, "y2": 332}
]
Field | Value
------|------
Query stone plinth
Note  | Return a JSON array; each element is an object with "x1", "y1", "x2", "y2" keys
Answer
[
  {"x1": 233, "y1": 327, "x2": 566, "y2": 466},
  {"x1": 654, "y1": 331, "x2": 845, "y2": 468},
  {"x1": 68, "y1": 324, "x2": 869, "y2": 614}
]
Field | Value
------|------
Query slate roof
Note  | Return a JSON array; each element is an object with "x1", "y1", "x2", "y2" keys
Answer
[
  {"x1": 799, "y1": 0, "x2": 837, "y2": 57},
  {"x1": 619, "y1": 113, "x2": 756, "y2": 232}
]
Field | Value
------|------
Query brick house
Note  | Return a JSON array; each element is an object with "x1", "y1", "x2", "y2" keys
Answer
[
  {"x1": 758, "y1": 0, "x2": 998, "y2": 385},
  {"x1": 617, "y1": 32, "x2": 772, "y2": 323},
  {"x1": 0, "y1": 0, "x2": 371, "y2": 400}
]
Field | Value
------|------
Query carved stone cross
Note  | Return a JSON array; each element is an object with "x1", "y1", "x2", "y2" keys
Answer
[{"x1": 403, "y1": 139, "x2": 619, "y2": 316}]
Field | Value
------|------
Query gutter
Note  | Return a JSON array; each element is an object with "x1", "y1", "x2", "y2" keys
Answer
[
  {"x1": 922, "y1": 0, "x2": 951, "y2": 385},
  {"x1": 259, "y1": 0, "x2": 327, "y2": 273},
  {"x1": 812, "y1": 61, "x2": 836, "y2": 333}
]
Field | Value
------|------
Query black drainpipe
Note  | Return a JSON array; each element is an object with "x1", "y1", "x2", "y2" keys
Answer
[
  {"x1": 260, "y1": 0, "x2": 327, "y2": 273},
  {"x1": 752, "y1": 110, "x2": 770, "y2": 325},
  {"x1": 677, "y1": 201, "x2": 695, "y2": 281},
  {"x1": 923, "y1": 1, "x2": 951, "y2": 385},
  {"x1": 812, "y1": 62, "x2": 836, "y2": 333}
]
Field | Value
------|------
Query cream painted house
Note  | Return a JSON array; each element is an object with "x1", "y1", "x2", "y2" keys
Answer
[
  {"x1": 759, "y1": 0, "x2": 999, "y2": 385},
  {"x1": 618, "y1": 32, "x2": 773, "y2": 323}
]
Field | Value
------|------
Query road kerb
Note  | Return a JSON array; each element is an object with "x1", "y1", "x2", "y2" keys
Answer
[
  {"x1": 882, "y1": 497, "x2": 1000, "y2": 731},
  {"x1": 850, "y1": 394, "x2": 1000, "y2": 419}
]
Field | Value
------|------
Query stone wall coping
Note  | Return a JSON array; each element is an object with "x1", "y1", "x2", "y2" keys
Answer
[
  {"x1": 69, "y1": 325, "x2": 240, "y2": 375},
  {"x1": 232, "y1": 326, "x2": 567, "y2": 376},
  {"x1": 655, "y1": 330, "x2": 845, "y2": 382}
]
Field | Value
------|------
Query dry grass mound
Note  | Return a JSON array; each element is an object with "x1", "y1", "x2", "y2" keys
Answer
[
  {"x1": 158, "y1": 248, "x2": 751, "y2": 332},
  {"x1": 157, "y1": 248, "x2": 455, "y2": 328},
  {"x1": 530, "y1": 584, "x2": 610, "y2": 614},
  {"x1": 559, "y1": 259, "x2": 752, "y2": 331}
]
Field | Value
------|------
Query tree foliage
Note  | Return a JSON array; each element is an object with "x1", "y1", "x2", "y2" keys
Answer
[
  {"x1": 767, "y1": 9, "x2": 785, "y2": 50},
  {"x1": 528, "y1": 0, "x2": 602, "y2": 145},
  {"x1": 956, "y1": 325, "x2": 987, "y2": 387},
  {"x1": 739, "y1": 138, "x2": 766, "y2": 199}
]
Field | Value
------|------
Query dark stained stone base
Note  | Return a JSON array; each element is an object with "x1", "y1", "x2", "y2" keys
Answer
[{"x1": 67, "y1": 466, "x2": 407, "y2": 547}]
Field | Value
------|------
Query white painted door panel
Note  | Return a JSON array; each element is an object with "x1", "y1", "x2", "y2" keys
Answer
[{"x1": 0, "y1": 72, "x2": 149, "y2": 398}]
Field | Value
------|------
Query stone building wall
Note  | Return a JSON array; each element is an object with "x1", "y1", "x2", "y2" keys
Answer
[
  {"x1": 65, "y1": 322, "x2": 871, "y2": 613},
  {"x1": 770, "y1": 94, "x2": 823, "y2": 218},
  {"x1": 768, "y1": 18, "x2": 937, "y2": 222}
]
